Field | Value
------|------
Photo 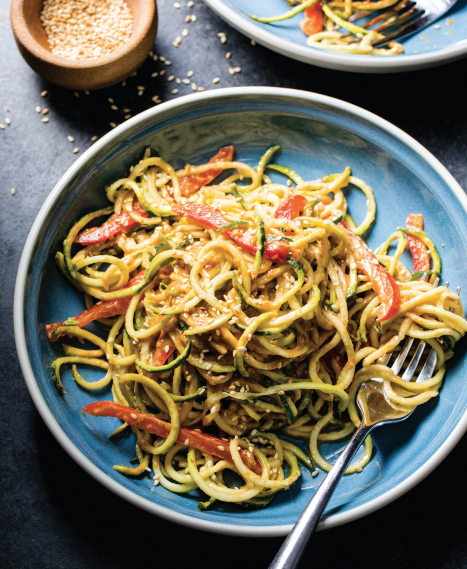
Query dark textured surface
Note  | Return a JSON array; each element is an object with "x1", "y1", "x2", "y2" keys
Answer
[{"x1": 1, "y1": 1, "x2": 467, "y2": 568}]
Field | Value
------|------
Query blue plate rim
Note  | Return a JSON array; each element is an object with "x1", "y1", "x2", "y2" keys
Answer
[
  {"x1": 14, "y1": 86, "x2": 467, "y2": 537},
  {"x1": 204, "y1": 0, "x2": 467, "y2": 73}
]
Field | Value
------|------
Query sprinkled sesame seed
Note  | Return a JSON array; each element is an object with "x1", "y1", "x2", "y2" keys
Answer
[
  {"x1": 187, "y1": 0, "x2": 194, "y2": 5},
  {"x1": 226, "y1": 51, "x2": 231, "y2": 58},
  {"x1": 151, "y1": 72, "x2": 159, "y2": 77},
  {"x1": 312, "y1": 470, "x2": 319, "y2": 477},
  {"x1": 73, "y1": 148, "x2": 79, "y2": 154},
  {"x1": 233, "y1": 66, "x2": 241, "y2": 73},
  {"x1": 91, "y1": 135, "x2": 98, "y2": 141},
  {"x1": 110, "y1": 122, "x2": 116, "y2": 127},
  {"x1": 228, "y1": 67, "x2": 235, "y2": 75},
  {"x1": 176, "y1": 77, "x2": 181, "y2": 84},
  {"x1": 165, "y1": 60, "x2": 172, "y2": 66},
  {"x1": 168, "y1": 75, "x2": 175, "y2": 81},
  {"x1": 191, "y1": 83, "x2": 197, "y2": 91},
  {"x1": 212, "y1": 77, "x2": 220, "y2": 84},
  {"x1": 154, "y1": 479, "x2": 160, "y2": 486},
  {"x1": 220, "y1": 36, "x2": 227, "y2": 43},
  {"x1": 10, "y1": 189, "x2": 15, "y2": 195},
  {"x1": 187, "y1": 70, "x2": 194, "y2": 77},
  {"x1": 218, "y1": 445, "x2": 224, "y2": 451},
  {"x1": 192, "y1": 14, "x2": 197, "y2": 21},
  {"x1": 74, "y1": 91, "x2": 79, "y2": 97},
  {"x1": 5, "y1": 118, "x2": 11, "y2": 125},
  {"x1": 0, "y1": 124, "x2": 5, "y2": 130},
  {"x1": 182, "y1": 28, "x2": 189, "y2": 37},
  {"x1": 41, "y1": 90, "x2": 48, "y2": 97},
  {"x1": 251, "y1": 40, "x2": 256, "y2": 45},
  {"x1": 41, "y1": 117, "x2": 49, "y2": 123},
  {"x1": 171, "y1": 88, "x2": 179, "y2": 95},
  {"x1": 160, "y1": 69, "x2": 166, "y2": 76},
  {"x1": 186, "y1": 15, "x2": 191, "y2": 22},
  {"x1": 131, "y1": 413, "x2": 137, "y2": 419},
  {"x1": 174, "y1": 1, "x2": 181, "y2": 7},
  {"x1": 433, "y1": 24, "x2": 441, "y2": 29},
  {"x1": 355, "y1": 466, "x2": 363, "y2": 472},
  {"x1": 198, "y1": 87, "x2": 205, "y2": 92},
  {"x1": 35, "y1": 106, "x2": 41, "y2": 113},
  {"x1": 182, "y1": 78, "x2": 190, "y2": 85},
  {"x1": 184, "y1": 439, "x2": 189, "y2": 445}
]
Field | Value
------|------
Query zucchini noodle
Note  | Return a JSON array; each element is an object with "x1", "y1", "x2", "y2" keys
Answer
[{"x1": 47, "y1": 144, "x2": 466, "y2": 510}]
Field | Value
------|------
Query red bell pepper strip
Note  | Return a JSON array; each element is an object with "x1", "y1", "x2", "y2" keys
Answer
[
  {"x1": 172, "y1": 202, "x2": 292, "y2": 263},
  {"x1": 406, "y1": 214, "x2": 430, "y2": 277},
  {"x1": 340, "y1": 222, "x2": 401, "y2": 322},
  {"x1": 275, "y1": 195, "x2": 308, "y2": 220},
  {"x1": 300, "y1": 0, "x2": 323, "y2": 36},
  {"x1": 76, "y1": 202, "x2": 149, "y2": 246},
  {"x1": 82, "y1": 401, "x2": 262, "y2": 474},
  {"x1": 75, "y1": 147, "x2": 235, "y2": 246},
  {"x1": 152, "y1": 331, "x2": 176, "y2": 366},
  {"x1": 45, "y1": 267, "x2": 170, "y2": 341},
  {"x1": 178, "y1": 145, "x2": 235, "y2": 197}
]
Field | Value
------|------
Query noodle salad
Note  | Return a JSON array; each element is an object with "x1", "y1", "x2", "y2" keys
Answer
[
  {"x1": 46, "y1": 144, "x2": 465, "y2": 510},
  {"x1": 248, "y1": 0, "x2": 405, "y2": 56}
]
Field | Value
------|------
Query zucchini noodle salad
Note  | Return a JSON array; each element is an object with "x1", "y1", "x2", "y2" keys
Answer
[
  {"x1": 248, "y1": 0, "x2": 408, "y2": 56},
  {"x1": 46, "y1": 143, "x2": 466, "y2": 510}
]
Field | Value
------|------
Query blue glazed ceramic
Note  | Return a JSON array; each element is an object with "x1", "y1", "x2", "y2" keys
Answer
[
  {"x1": 205, "y1": 0, "x2": 467, "y2": 72},
  {"x1": 14, "y1": 88, "x2": 467, "y2": 536}
]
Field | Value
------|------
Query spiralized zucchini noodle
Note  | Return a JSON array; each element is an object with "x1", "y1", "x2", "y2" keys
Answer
[
  {"x1": 248, "y1": 0, "x2": 405, "y2": 56},
  {"x1": 46, "y1": 143, "x2": 465, "y2": 510}
]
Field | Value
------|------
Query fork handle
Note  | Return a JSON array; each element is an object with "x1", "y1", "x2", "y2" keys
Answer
[{"x1": 268, "y1": 424, "x2": 372, "y2": 569}]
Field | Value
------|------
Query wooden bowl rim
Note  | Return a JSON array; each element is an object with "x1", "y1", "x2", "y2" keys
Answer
[{"x1": 10, "y1": 0, "x2": 157, "y2": 70}]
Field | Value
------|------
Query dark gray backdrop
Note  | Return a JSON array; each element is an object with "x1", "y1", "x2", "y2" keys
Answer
[{"x1": 1, "y1": 1, "x2": 467, "y2": 568}]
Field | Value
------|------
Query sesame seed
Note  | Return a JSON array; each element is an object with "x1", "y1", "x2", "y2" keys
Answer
[
  {"x1": 111, "y1": 105, "x2": 118, "y2": 110},
  {"x1": 355, "y1": 466, "x2": 363, "y2": 472},
  {"x1": 192, "y1": 14, "x2": 197, "y2": 21},
  {"x1": 131, "y1": 413, "x2": 137, "y2": 419},
  {"x1": 226, "y1": 51, "x2": 231, "y2": 58},
  {"x1": 184, "y1": 439, "x2": 189, "y2": 445},
  {"x1": 218, "y1": 445, "x2": 224, "y2": 451},
  {"x1": 198, "y1": 87, "x2": 205, "y2": 92},
  {"x1": 233, "y1": 67, "x2": 241, "y2": 73},
  {"x1": 74, "y1": 91, "x2": 79, "y2": 97},
  {"x1": 10, "y1": 189, "x2": 15, "y2": 195},
  {"x1": 85, "y1": 90, "x2": 90, "y2": 95},
  {"x1": 110, "y1": 122, "x2": 116, "y2": 127},
  {"x1": 168, "y1": 75, "x2": 175, "y2": 81},
  {"x1": 171, "y1": 88, "x2": 179, "y2": 94},
  {"x1": 151, "y1": 72, "x2": 159, "y2": 77},
  {"x1": 108, "y1": 98, "x2": 114, "y2": 103},
  {"x1": 186, "y1": 15, "x2": 191, "y2": 22},
  {"x1": 91, "y1": 135, "x2": 98, "y2": 141},
  {"x1": 176, "y1": 77, "x2": 181, "y2": 84},
  {"x1": 228, "y1": 67, "x2": 235, "y2": 75},
  {"x1": 160, "y1": 69, "x2": 166, "y2": 76},
  {"x1": 73, "y1": 148, "x2": 79, "y2": 154},
  {"x1": 35, "y1": 106, "x2": 41, "y2": 113},
  {"x1": 182, "y1": 29, "x2": 188, "y2": 37},
  {"x1": 41, "y1": 90, "x2": 47, "y2": 97},
  {"x1": 251, "y1": 40, "x2": 256, "y2": 45},
  {"x1": 154, "y1": 479, "x2": 160, "y2": 486},
  {"x1": 191, "y1": 83, "x2": 197, "y2": 91},
  {"x1": 182, "y1": 78, "x2": 190, "y2": 85},
  {"x1": 187, "y1": 0, "x2": 194, "y2": 5},
  {"x1": 5, "y1": 118, "x2": 11, "y2": 125},
  {"x1": 41, "y1": 118, "x2": 49, "y2": 123},
  {"x1": 312, "y1": 471, "x2": 319, "y2": 477},
  {"x1": 165, "y1": 60, "x2": 172, "y2": 66},
  {"x1": 433, "y1": 24, "x2": 441, "y2": 29},
  {"x1": 187, "y1": 70, "x2": 194, "y2": 77},
  {"x1": 174, "y1": 1, "x2": 181, "y2": 7},
  {"x1": 212, "y1": 77, "x2": 220, "y2": 84},
  {"x1": 0, "y1": 124, "x2": 4, "y2": 130}
]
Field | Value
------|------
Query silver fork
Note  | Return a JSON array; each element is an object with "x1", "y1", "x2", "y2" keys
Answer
[
  {"x1": 347, "y1": 0, "x2": 459, "y2": 47},
  {"x1": 269, "y1": 340, "x2": 437, "y2": 569}
]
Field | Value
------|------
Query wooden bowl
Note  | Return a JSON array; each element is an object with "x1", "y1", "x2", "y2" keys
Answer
[{"x1": 10, "y1": 0, "x2": 158, "y2": 90}]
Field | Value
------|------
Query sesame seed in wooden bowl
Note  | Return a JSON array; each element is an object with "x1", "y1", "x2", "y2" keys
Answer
[{"x1": 10, "y1": 0, "x2": 158, "y2": 90}]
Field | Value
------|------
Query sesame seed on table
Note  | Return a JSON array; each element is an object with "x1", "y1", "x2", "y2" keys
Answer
[{"x1": 1, "y1": 0, "x2": 467, "y2": 568}]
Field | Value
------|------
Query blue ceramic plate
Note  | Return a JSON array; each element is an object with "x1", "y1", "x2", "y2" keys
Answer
[
  {"x1": 14, "y1": 88, "x2": 467, "y2": 536},
  {"x1": 205, "y1": 0, "x2": 467, "y2": 72}
]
